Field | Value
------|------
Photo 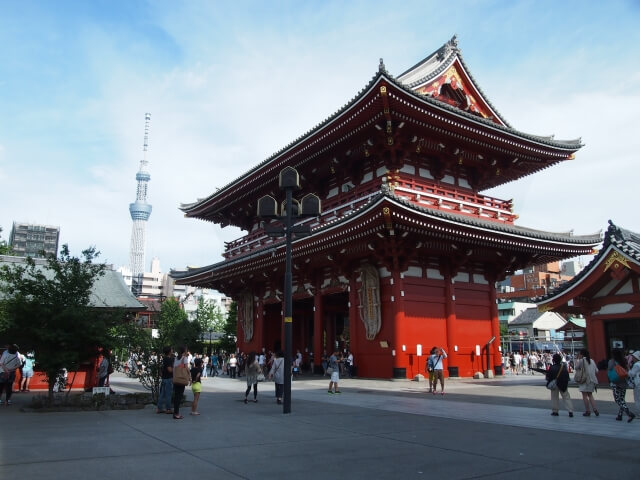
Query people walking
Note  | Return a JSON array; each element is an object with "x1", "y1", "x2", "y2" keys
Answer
[
  {"x1": 430, "y1": 347, "x2": 447, "y2": 395},
  {"x1": 190, "y1": 357, "x2": 203, "y2": 415},
  {"x1": 172, "y1": 346, "x2": 190, "y2": 419},
  {"x1": 244, "y1": 351, "x2": 260, "y2": 403},
  {"x1": 20, "y1": 352, "x2": 35, "y2": 392},
  {"x1": 327, "y1": 351, "x2": 341, "y2": 394},
  {"x1": 156, "y1": 346, "x2": 174, "y2": 414},
  {"x1": 574, "y1": 349, "x2": 599, "y2": 416},
  {"x1": 546, "y1": 353, "x2": 574, "y2": 417},
  {"x1": 0, "y1": 344, "x2": 21, "y2": 405},
  {"x1": 268, "y1": 351, "x2": 285, "y2": 404},
  {"x1": 228, "y1": 353, "x2": 238, "y2": 379},
  {"x1": 608, "y1": 349, "x2": 635, "y2": 422},
  {"x1": 628, "y1": 351, "x2": 640, "y2": 413}
]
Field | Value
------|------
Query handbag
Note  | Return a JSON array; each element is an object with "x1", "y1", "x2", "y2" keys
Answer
[
  {"x1": 546, "y1": 364, "x2": 563, "y2": 390},
  {"x1": 257, "y1": 373, "x2": 265, "y2": 382},
  {"x1": 573, "y1": 360, "x2": 586, "y2": 384},
  {"x1": 173, "y1": 362, "x2": 190, "y2": 386},
  {"x1": 326, "y1": 367, "x2": 334, "y2": 375}
]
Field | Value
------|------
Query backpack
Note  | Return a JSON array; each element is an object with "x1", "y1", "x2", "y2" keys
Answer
[{"x1": 608, "y1": 363, "x2": 628, "y2": 383}]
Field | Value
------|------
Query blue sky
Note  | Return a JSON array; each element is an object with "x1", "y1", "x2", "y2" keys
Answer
[{"x1": 1, "y1": 0, "x2": 639, "y2": 272}]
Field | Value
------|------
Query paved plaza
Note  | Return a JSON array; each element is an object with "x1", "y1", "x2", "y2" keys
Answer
[{"x1": 1, "y1": 373, "x2": 638, "y2": 479}]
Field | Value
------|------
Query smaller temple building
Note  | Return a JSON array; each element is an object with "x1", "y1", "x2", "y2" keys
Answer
[{"x1": 537, "y1": 221, "x2": 640, "y2": 373}]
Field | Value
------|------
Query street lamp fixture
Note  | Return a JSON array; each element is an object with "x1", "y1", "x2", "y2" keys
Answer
[{"x1": 257, "y1": 166, "x2": 321, "y2": 414}]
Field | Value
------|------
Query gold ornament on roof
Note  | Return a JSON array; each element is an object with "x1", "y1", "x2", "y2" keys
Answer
[{"x1": 603, "y1": 250, "x2": 631, "y2": 272}]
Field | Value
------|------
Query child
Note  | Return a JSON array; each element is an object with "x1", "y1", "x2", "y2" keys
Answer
[{"x1": 190, "y1": 357, "x2": 203, "y2": 415}]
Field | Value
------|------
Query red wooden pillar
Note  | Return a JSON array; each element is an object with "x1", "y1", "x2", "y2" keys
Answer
[
  {"x1": 444, "y1": 265, "x2": 458, "y2": 377},
  {"x1": 489, "y1": 285, "x2": 501, "y2": 374},
  {"x1": 348, "y1": 275, "x2": 359, "y2": 366},
  {"x1": 391, "y1": 267, "x2": 407, "y2": 377},
  {"x1": 313, "y1": 290, "x2": 323, "y2": 371},
  {"x1": 586, "y1": 313, "x2": 607, "y2": 382}
]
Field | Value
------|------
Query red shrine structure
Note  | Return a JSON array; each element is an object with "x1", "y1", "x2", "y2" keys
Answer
[
  {"x1": 172, "y1": 36, "x2": 601, "y2": 379},
  {"x1": 537, "y1": 222, "x2": 640, "y2": 379}
]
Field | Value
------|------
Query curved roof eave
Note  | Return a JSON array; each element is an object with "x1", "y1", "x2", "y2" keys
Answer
[
  {"x1": 181, "y1": 70, "x2": 582, "y2": 216},
  {"x1": 173, "y1": 190, "x2": 601, "y2": 284}
]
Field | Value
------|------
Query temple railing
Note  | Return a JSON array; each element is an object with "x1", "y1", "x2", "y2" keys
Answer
[
  {"x1": 391, "y1": 176, "x2": 516, "y2": 223},
  {"x1": 222, "y1": 176, "x2": 515, "y2": 259}
]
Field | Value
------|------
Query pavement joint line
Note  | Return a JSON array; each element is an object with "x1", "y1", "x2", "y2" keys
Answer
[
  {"x1": 107, "y1": 412, "x2": 251, "y2": 479},
  {"x1": 292, "y1": 388, "x2": 640, "y2": 441}
]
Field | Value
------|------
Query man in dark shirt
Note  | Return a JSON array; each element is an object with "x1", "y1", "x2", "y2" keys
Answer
[{"x1": 156, "y1": 346, "x2": 174, "y2": 414}]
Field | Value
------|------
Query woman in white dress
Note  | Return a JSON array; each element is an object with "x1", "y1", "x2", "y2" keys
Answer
[{"x1": 575, "y1": 349, "x2": 599, "y2": 416}]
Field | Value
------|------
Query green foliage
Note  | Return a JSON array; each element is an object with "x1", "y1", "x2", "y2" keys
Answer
[
  {"x1": 0, "y1": 227, "x2": 13, "y2": 255},
  {"x1": 122, "y1": 297, "x2": 203, "y2": 402},
  {"x1": 0, "y1": 245, "x2": 118, "y2": 401},
  {"x1": 194, "y1": 297, "x2": 226, "y2": 334},
  {"x1": 217, "y1": 300, "x2": 237, "y2": 353}
]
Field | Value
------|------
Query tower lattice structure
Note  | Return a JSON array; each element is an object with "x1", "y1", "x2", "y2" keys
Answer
[{"x1": 128, "y1": 113, "x2": 152, "y2": 283}]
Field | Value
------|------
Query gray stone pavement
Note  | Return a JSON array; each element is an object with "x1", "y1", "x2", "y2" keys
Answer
[{"x1": 1, "y1": 373, "x2": 638, "y2": 479}]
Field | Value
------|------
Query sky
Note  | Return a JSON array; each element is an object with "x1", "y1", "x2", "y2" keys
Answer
[{"x1": 1, "y1": 0, "x2": 639, "y2": 274}]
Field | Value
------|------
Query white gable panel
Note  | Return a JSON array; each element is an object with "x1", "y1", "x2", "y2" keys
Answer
[{"x1": 592, "y1": 303, "x2": 634, "y2": 316}]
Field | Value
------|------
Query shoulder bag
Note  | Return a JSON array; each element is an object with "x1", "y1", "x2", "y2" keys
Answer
[
  {"x1": 547, "y1": 364, "x2": 563, "y2": 390},
  {"x1": 573, "y1": 359, "x2": 586, "y2": 384},
  {"x1": 173, "y1": 359, "x2": 190, "y2": 386}
]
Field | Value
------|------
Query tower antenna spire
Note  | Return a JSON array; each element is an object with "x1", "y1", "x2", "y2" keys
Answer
[{"x1": 128, "y1": 113, "x2": 152, "y2": 294}]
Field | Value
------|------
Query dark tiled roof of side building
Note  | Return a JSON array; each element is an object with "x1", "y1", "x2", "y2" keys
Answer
[
  {"x1": 509, "y1": 307, "x2": 545, "y2": 326},
  {"x1": 536, "y1": 221, "x2": 640, "y2": 303}
]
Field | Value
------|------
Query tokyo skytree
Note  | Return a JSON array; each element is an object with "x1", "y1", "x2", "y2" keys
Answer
[{"x1": 128, "y1": 113, "x2": 152, "y2": 288}]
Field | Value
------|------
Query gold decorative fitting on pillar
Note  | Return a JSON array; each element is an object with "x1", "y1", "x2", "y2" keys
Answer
[
  {"x1": 416, "y1": 146, "x2": 421, "y2": 153},
  {"x1": 458, "y1": 156, "x2": 463, "y2": 165},
  {"x1": 387, "y1": 137, "x2": 394, "y2": 145},
  {"x1": 380, "y1": 86, "x2": 387, "y2": 95},
  {"x1": 495, "y1": 168, "x2": 500, "y2": 176},
  {"x1": 364, "y1": 149, "x2": 370, "y2": 157},
  {"x1": 383, "y1": 107, "x2": 389, "y2": 114},
  {"x1": 386, "y1": 121, "x2": 392, "y2": 134}
]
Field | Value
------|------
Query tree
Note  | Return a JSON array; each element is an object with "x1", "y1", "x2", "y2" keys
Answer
[
  {"x1": 217, "y1": 300, "x2": 237, "y2": 353},
  {"x1": 130, "y1": 297, "x2": 203, "y2": 402},
  {"x1": 0, "y1": 245, "x2": 116, "y2": 402},
  {"x1": 0, "y1": 227, "x2": 13, "y2": 255},
  {"x1": 194, "y1": 297, "x2": 226, "y2": 341}
]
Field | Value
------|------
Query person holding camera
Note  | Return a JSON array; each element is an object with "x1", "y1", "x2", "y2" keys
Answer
[{"x1": 429, "y1": 347, "x2": 447, "y2": 395}]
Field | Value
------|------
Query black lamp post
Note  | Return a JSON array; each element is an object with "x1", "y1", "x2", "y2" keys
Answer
[{"x1": 257, "y1": 166, "x2": 321, "y2": 414}]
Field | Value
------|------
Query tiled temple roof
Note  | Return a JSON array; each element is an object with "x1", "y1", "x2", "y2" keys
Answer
[
  {"x1": 181, "y1": 37, "x2": 581, "y2": 215},
  {"x1": 536, "y1": 221, "x2": 639, "y2": 303},
  {"x1": 171, "y1": 188, "x2": 601, "y2": 282}
]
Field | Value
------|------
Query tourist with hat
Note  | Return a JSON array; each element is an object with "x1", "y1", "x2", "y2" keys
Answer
[{"x1": 628, "y1": 350, "x2": 640, "y2": 413}]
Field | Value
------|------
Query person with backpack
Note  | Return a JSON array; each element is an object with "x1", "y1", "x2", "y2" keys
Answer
[
  {"x1": 429, "y1": 347, "x2": 447, "y2": 395},
  {"x1": 425, "y1": 347, "x2": 437, "y2": 393},
  {"x1": 0, "y1": 344, "x2": 22, "y2": 405},
  {"x1": 608, "y1": 349, "x2": 636, "y2": 422}
]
